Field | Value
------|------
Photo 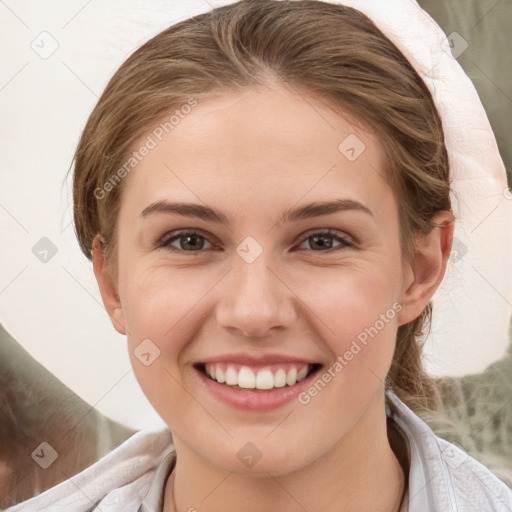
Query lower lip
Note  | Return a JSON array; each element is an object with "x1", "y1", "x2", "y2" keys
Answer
[{"x1": 194, "y1": 366, "x2": 321, "y2": 411}]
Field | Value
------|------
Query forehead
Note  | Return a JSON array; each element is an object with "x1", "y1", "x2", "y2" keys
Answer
[{"x1": 119, "y1": 86, "x2": 395, "y2": 223}]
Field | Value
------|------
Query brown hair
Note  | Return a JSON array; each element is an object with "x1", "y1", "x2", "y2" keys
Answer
[{"x1": 70, "y1": 0, "x2": 450, "y2": 413}]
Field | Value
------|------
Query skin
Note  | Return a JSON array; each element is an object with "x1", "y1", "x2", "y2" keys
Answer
[{"x1": 93, "y1": 84, "x2": 453, "y2": 512}]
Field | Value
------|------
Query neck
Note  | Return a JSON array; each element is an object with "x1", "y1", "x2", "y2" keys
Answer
[{"x1": 165, "y1": 396, "x2": 405, "y2": 512}]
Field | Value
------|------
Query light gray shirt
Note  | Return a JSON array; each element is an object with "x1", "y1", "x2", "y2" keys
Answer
[
  {"x1": 137, "y1": 391, "x2": 512, "y2": 512},
  {"x1": 6, "y1": 391, "x2": 510, "y2": 511}
]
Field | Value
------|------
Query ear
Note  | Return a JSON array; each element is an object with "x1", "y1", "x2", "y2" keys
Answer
[
  {"x1": 397, "y1": 211, "x2": 454, "y2": 326},
  {"x1": 91, "y1": 235, "x2": 127, "y2": 335}
]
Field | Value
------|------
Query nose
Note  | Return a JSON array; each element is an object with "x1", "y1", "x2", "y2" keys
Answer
[{"x1": 215, "y1": 251, "x2": 297, "y2": 338}]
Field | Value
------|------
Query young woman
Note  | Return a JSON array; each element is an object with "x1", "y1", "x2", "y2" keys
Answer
[{"x1": 6, "y1": 1, "x2": 512, "y2": 511}]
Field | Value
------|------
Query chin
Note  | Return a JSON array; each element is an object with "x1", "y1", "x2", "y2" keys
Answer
[{"x1": 205, "y1": 439, "x2": 314, "y2": 477}]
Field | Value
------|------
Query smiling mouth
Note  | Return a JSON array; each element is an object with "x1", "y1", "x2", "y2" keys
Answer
[{"x1": 194, "y1": 362, "x2": 322, "y2": 391}]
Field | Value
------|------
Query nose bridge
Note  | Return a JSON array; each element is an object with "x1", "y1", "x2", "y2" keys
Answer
[
  {"x1": 215, "y1": 240, "x2": 294, "y2": 337},
  {"x1": 237, "y1": 253, "x2": 273, "y2": 296},
  {"x1": 232, "y1": 246, "x2": 279, "y2": 309}
]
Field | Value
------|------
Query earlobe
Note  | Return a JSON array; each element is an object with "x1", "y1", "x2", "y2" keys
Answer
[
  {"x1": 397, "y1": 211, "x2": 454, "y2": 326},
  {"x1": 91, "y1": 235, "x2": 127, "y2": 335}
]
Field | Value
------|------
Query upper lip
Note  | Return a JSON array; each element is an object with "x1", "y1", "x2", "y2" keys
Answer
[{"x1": 199, "y1": 353, "x2": 319, "y2": 366}]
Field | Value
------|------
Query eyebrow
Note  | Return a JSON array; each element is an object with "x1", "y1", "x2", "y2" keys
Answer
[{"x1": 140, "y1": 198, "x2": 373, "y2": 224}]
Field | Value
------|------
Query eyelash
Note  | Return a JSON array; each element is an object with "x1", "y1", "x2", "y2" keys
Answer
[{"x1": 156, "y1": 228, "x2": 355, "y2": 254}]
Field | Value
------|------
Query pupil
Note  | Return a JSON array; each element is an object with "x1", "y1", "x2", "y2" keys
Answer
[
  {"x1": 312, "y1": 234, "x2": 332, "y2": 250},
  {"x1": 183, "y1": 235, "x2": 202, "y2": 250}
]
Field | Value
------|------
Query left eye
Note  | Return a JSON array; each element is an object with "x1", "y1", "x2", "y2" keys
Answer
[
  {"x1": 157, "y1": 229, "x2": 353, "y2": 253},
  {"x1": 297, "y1": 230, "x2": 353, "y2": 251}
]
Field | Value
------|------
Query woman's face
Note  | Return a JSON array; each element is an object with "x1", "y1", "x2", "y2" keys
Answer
[{"x1": 101, "y1": 85, "x2": 418, "y2": 474}]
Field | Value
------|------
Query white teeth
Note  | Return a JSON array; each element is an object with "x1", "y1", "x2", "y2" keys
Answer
[
  {"x1": 238, "y1": 366, "x2": 256, "y2": 389},
  {"x1": 225, "y1": 366, "x2": 238, "y2": 385},
  {"x1": 297, "y1": 365, "x2": 309, "y2": 382},
  {"x1": 274, "y1": 368, "x2": 287, "y2": 388},
  {"x1": 215, "y1": 366, "x2": 226, "y2": 383},
  {"x1": 286, "y1": 367, "x2": 297, "y2": 386},
  {"x1": 256, "y1": 369, "x2": 274, "y2": 390},
  {"x1": 203, "y1": 363, "x2": 313, "y2": 390}
]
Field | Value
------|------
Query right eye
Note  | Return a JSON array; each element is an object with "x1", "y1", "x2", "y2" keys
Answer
[{"x1": 157, "y1": 229, "x2": 216, "y2": 253}]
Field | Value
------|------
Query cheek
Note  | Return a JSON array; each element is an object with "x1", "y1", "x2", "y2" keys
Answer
[
  {"x1": 120, "y1": 265, "x2": 216, "y2": 403},
  {"x1": 297, "y1": 262, "x2": 403, "y2": 394},
  {"x1": 119, "y1": 260, "x2": 204, "y2": 340},
  {"x1": 300, "y1": 260, "x2": 402, "y2": 337},
  {"x1": 296, "y1": 268, "x2": 401, "y2": 425},
  {"x1": 121, "y1": 267, "x2": 201, "y2": 426}
]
